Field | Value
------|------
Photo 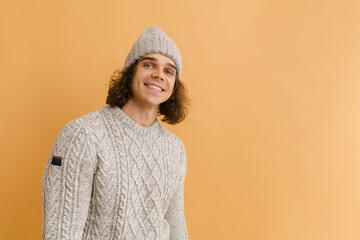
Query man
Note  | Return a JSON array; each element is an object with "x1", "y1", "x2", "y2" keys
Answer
[{"x1": 42, "y1": 26, "x2": 189, "y2": 240}]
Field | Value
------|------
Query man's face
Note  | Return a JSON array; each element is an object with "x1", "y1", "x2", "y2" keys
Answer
[{"x1": 130, "y1": 53, "x2": 177, "y2": 108}]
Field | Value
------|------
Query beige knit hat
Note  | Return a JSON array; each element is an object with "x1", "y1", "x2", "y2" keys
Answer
[{"x1": 123, "y1": 26, "x2": 182, "y2": 78}]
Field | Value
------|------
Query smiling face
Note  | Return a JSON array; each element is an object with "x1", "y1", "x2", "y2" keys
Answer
[{"x1": 129, "y1": 53, "x2": 177, "y2": 109}]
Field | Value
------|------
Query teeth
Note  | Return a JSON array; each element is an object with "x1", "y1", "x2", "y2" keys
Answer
[{"x1": 147, "y1": 84, "x2": 162, "y2": 91}]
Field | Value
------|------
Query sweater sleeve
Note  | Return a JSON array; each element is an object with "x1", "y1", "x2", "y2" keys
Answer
[
  {"x1": 42, "y1": 121, "x2": 97, "y2": 240},
  {"x1": 165, "y1": 143, "x2": 189, "y2": 240}
]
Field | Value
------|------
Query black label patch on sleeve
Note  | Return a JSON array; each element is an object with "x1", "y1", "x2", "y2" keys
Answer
[{"x1": 51, "y1": 156, "x2": 62, "y2": 166}]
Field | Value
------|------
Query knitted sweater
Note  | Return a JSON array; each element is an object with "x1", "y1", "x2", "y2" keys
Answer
[{"x1": 42, "y1": 105, "x2": 188, "y2": 240}]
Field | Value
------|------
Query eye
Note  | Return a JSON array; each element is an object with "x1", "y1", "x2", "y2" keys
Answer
[
  {"x1": 166, "y1": 69, "x2": 175, "y2": 75},
  {"x1": 144, "y1": 63, "x2": 153, "y2": 68}
]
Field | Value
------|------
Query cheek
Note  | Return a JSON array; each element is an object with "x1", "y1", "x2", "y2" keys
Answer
[
  {"x1": 169, "y1": 80, "x2": 176, "y2": 92},
  {"x1": 130, "y1": 80, "x2": 141, "y2": 97},
  {"x1": 130, "y1": 81, "x2": 136, "y2": 94},
  {"x1": 131, "y1": 76, "x2": 142, "y2": 91}
]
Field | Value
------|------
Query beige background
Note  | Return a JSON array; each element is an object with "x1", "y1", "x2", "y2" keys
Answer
[{"x1": 1, "y1": 0, "x2": 360, "y2": 239}]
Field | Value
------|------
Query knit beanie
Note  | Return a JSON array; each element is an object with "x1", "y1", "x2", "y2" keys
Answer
[{"x1": 123, "y1": 26, "x2": 182, "y2": 78}]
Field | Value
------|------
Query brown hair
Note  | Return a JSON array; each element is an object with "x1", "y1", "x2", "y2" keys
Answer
[{"x1": 106, "y1": 61, "x2": 190, "y2": 125}]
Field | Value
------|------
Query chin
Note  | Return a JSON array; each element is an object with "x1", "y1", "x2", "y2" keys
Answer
[
  {"x1": 145, "y1": 97, "x2": 169, "y2": 107},
  {"x1": 145, "y1": 99, "x2": 163, "y2": 107}
]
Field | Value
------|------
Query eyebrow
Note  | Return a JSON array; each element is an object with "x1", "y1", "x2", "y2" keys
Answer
[{"x1": 139, "y1": 57, "x2": 177, "y2": 72}]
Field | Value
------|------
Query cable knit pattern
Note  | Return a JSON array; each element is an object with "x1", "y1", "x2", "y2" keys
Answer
[{"x1": 42, "y1": 105, "x2": 188, "y2": 240}]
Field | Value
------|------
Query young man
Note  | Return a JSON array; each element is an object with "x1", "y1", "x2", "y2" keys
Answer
[{"x1": 42, "y1": 26, "x2": 189, "y2": 240}]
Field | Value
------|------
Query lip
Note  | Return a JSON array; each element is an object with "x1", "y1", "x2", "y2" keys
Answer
[{"x1": 144, "y1": 82, "x2": 165, "y2": 91}]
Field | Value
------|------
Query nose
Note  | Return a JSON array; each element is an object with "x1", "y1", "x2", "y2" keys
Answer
[{"x1": 151, "y1": 69, "x2": 164, "y2": 81}]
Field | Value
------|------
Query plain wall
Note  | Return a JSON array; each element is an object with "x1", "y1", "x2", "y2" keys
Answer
[{"x1": 1, "y1": 0, "x2": 360, "y2": 239}]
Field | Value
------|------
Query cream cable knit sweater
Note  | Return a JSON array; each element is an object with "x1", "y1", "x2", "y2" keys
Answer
[{"x1": 42, "y1": 105, "x2": 188, "y2": 240}]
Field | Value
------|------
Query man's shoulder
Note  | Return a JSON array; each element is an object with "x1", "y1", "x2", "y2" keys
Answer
[
  {"x1": 59, "y1": 106, "x2": 108, "y2": 136},
  {"x1": 160, "y1": 125, "x2": 185, "y2": 150},
  {"x1": 73, "y1": 106, "x2": 107, "y2": 127},
  {"x1": 159, "y1": 127, "x2": 187, "y2": 168}
]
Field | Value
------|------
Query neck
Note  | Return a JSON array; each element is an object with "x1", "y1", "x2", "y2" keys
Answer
[{"x1": 121, "y1": 100, "x2": 158, "y2": 127}]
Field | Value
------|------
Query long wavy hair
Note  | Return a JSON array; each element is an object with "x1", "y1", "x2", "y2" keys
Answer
[{"x1": 106, "y1": 61, "x2": 190, "y2": 125}]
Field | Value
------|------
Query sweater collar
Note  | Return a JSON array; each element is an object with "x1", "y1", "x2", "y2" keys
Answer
[{"x1": 106, "y1": 105, "x2": 162, "y2": 135}]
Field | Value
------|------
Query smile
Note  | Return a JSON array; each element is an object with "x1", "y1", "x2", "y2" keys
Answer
[{"x1": 145, "y1": 84, "x2": 164, "y2": 91}]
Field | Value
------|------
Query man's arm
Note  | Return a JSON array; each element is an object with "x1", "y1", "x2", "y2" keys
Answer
[
  {"x1": 42, "y1": 121, "x2": 97, "y2": 240},
  {"x1": 165, "y1": 143, "x2": 189, "y2": 240}
]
